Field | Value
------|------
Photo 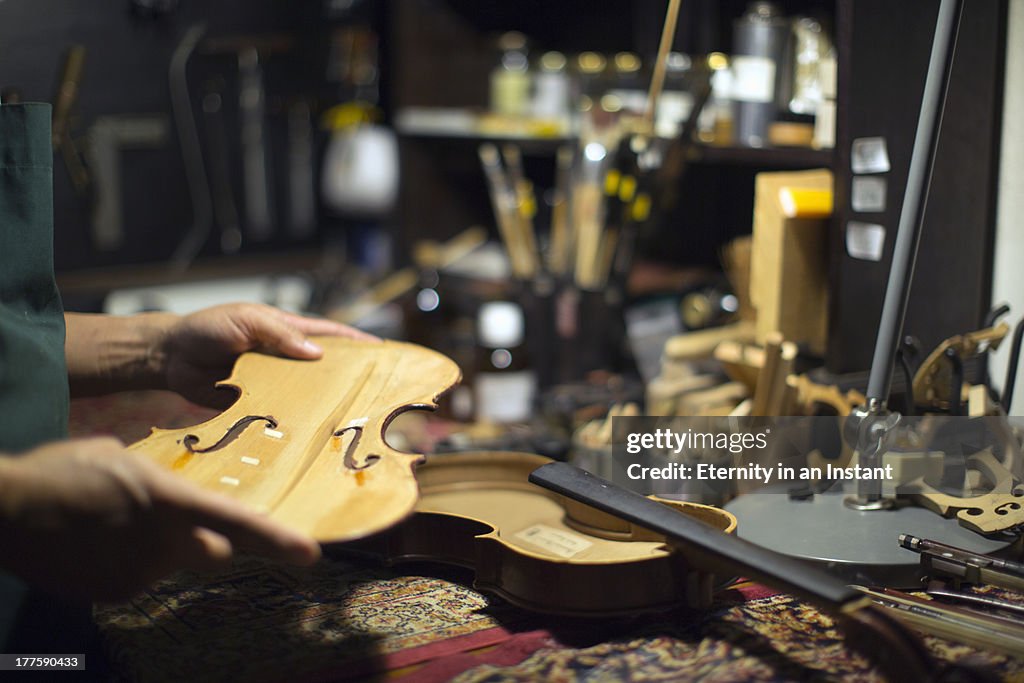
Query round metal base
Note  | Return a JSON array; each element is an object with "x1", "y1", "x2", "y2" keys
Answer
[
  {"x1": 724, "y1": 486, "x2": 1015, "y2": 588},
  {"x1": 843, "y1": 495, "x2": 896, "y2": 511}
]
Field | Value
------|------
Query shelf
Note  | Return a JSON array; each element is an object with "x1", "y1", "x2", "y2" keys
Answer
[
  {"x1": 396, "y1": 108, "x2": 833, "y2": 168},
  {"x1": 56, "y1": 248, "x2": 332, "y2": 296},
  {"x1": 394, "y1": 107, "x2": 573, "y2": 147}
]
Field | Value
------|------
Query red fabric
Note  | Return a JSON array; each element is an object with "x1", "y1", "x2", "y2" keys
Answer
[{"x1": 379, "y1": 630, "x2": 555, "y2": 683}]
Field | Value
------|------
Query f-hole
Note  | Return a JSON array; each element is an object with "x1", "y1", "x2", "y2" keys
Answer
[
  {"x1": 183, "y1": 415, "x2": 278, "y2": 453},
  {"x1": 335, "y1": 426, "x2": 382, "y2": 471}
]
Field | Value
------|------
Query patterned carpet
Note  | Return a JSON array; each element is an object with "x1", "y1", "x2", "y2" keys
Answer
[
  {"x1": 93, "y1": 552, "x2": 1024, "y2": 682},
  {"x1": 95, "y1": 555, "x2": 538, "y2": 683},
  {"x1": 430, "y1": 588, "x2": 1024, "y2": 683}
]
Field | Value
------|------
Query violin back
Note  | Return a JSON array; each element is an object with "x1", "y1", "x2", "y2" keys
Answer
[
  {"x1": 130, "y1": 338, "x2": 461, "y2": 542},
  {"x1": 349, "y1": 451, "x2": 739, "y2": 617}
]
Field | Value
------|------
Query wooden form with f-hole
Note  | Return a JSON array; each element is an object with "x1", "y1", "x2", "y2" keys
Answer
[
  {"x1": 901, "y1": 449, "x2": 1024, "y2": 535},
  {"x1": 911, "y1": 322, "x2": 1009, "y2": 411},
  {"x1": 130, "y1": 338, "x2": 461, "y2": 542}
]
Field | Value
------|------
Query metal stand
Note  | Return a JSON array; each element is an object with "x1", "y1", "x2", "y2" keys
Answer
[{"x1": 726, "y1": 0, "x2": 1017, "y2": 586}]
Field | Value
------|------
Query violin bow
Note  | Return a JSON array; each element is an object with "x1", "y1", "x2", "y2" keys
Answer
[{"x1": 530, "y1": 462, "x2": 989, "y2": 682}]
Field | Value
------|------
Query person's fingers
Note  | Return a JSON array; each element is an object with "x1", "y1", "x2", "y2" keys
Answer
[
  {"x1": 233, "y1": 307, "x2": 323, "y2": 360},
  {"x1": 149, "y1": 525, "x2": 235, "y2": 579},
  {"x1": 187, "y1": 501, "x2": 322, "y2": 566},
  {"x1": 181, "y1": 527, "x2": 235, "y2": 572},
  {"x1": 271, "y1": 308, "x2": 380, "y2": 342},
  {"x1": 235, "y1": 306, "x2": 378, "y2": 359},
  {"x1": 146, "y1": 465, "x2": 320, "y2": 566},
  {"x1": 74, "y1": 435, "x2": 127, "y2": 454}
]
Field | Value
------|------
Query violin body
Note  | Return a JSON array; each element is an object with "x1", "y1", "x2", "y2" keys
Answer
[
  {"x1": 130, "y1": 337, "x2": 461, "y2": 542},
  {"x1": 346, "y1": 451, "x2": 738, "y2": 617}
]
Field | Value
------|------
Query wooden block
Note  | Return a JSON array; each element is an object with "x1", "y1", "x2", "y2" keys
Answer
[
  {"x1": 749, "y1": 334, "x2": 800, "y2": 416},
  {"x1": 751, "y1": 333, "x2": 783, "y2": 415},
  {"x1": 750, "y1": 169, "x2": 831, "y2": 355},
  {"x1": 646, "y1": 374, "x2": 718, "y2": 416},
  {"x1": 766, "y1": 341, "x2": 799, "y2": 415},
  {"x1": 714, "y1": 340, "x2": 765, "y2": 392},
  {"x1": 968, "y1": 384, "x2": 993, "y2": 417},
  {"x1": 679, "y1": 382, "x2": 748, "y2": 416},
  {"x1": 788, "y1": 374, "x2": 866, "y2": 416},
  {"x1": 664, "y1": 321, "x2": 755, "y2": 362},
  {"x1": 729, "y1": 398, "x2": 753, "y2": 416},
  {"x1": 721, "y1": 236, "x2": 756, "y2": 323}
]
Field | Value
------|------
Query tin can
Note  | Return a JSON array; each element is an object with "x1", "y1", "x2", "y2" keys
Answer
[{"x1": 732, "y1": 2, "x2": 789, "y2": 147}]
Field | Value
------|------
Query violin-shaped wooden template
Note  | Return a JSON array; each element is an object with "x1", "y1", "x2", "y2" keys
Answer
[{"x1": 130, "y1": 338, "x2": 461, "y2": 542}]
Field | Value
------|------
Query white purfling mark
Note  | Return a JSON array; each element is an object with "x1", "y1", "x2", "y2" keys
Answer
[
  {"x1": 220, "y1": 476, "x2": 241, "y2": 486},
  {"x1": 240, "y1": 456, "x2": 260, "y2": 466},
  {"x1": 346, "y1": 417, "x2": 369, "y2": 429},
  {"x1": 264, "y1": 427, "x2": 284, "y2": 439}
]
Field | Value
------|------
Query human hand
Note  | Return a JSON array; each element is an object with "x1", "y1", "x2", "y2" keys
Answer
[
  {"x1": 157, "y1": 303, "x2": 377, "y2": 407},
  {"x1": 0, "y1": 437, "x2": 321, "y2": 603}
]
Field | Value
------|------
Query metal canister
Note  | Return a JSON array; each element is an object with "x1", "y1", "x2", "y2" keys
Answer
[{"x1": 732, "y1": 2, "x2": 789, "y2": 147}]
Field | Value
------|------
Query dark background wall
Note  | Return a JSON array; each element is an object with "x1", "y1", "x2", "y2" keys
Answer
[
  {"x1": 0, "y1": 0, "x2": 340, "y2": 273},
  {"x1": 827, "y1": 0, "x2": 1006, "y2": 373}
]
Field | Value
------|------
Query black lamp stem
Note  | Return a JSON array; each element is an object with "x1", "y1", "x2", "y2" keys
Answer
[{"x1": 865, "y1": 0, "x2": 965, "y2": 407}]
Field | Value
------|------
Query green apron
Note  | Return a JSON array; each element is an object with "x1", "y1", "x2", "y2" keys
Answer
[
  {"x1": 0, "y1": 101, "x2": 69, "y2": 453},
  {"x1": 1, "y1": 102, "x2": 83, "y2": 655}
]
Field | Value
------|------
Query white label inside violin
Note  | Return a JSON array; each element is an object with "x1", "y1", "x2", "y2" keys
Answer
[{"x1": 514, "y1": 524, "x2": 594, "y2": 559}]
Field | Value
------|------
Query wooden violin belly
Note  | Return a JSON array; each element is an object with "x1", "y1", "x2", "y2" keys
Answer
[
  {"x1": 130, "y1": 338, "x2": 461, "y2": 543},
  {"x1": 420, "y1": 488, "x2": 670, "y2": 562}
]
